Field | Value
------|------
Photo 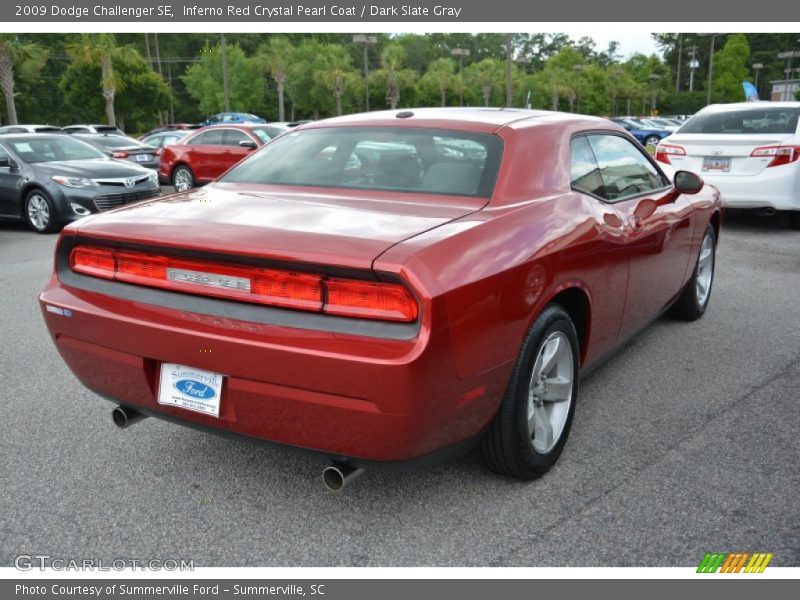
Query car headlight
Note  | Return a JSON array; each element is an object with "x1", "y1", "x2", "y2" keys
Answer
[{"x1": 52, "y1": 175, "x2": 98, "y2": 188}]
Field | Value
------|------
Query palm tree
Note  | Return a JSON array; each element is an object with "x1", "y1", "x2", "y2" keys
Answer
[
  {"x1": 255, "y1": 37, "x2": 293, "y2": 122},
  {"x1": 421, "y1": 58, "x2": 456, "y2": 107},
  {"x1": 537, "y1": 69, "x2": 566, "y2": 111},
  {"x1": 467, "y1": 59, "x2": 503, "y2": 107},
  {"x1": 319, "y1": 45, "x2": 354, "y2": 116},
  {"x1": 379, "y1": 44, "x2": 406, "y2": 109},
  {"x1": 0, "y1": 35, "x2": 48, "y2": 125},
  {"x1": 66, "y1": 34, "x2": 139, "y2": 127}
]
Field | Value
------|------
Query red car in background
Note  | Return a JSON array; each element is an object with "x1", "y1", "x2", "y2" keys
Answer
[
  {"x1": 40, "y1": 109, "x2": 722, "y2": 490},
  {"x1": 159, "y1": 123, "x2": 291, "y2": 191}
]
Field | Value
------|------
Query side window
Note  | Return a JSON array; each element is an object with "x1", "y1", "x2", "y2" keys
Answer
[
  {"x1": 222, "y1": 129, "x2": 251, "y2": 146},
  {"x1": 586, "y1": 134, "x2": 668, "y2": 201},
  {"x1": 0, "y1": 144, "x2": 11, "y2": 163},
  {"x1": 570, "y1": 136, "x2": 604, "y2": 197},
  {"x1": 189, "y1": 130, "x2": 225, "y2": 146}
]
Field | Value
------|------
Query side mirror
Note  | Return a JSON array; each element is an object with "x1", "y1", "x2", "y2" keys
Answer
[
  {"x1": 0, "y1": 156, "x2": 16, "y2": 169},
  {"x1": 238, "y1": 140, "x2": 257, "y2": 149},
  {"x1": 674, "y1": 170, "x2": 704, "y2": 195}
]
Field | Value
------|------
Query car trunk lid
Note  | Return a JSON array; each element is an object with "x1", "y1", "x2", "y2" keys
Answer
[
  {"x1": 666, "y1": 133, "x2": 797, "y2": 176},
  {"x1": 71, "y1": 182, "x2": 485, "y2": 271}
]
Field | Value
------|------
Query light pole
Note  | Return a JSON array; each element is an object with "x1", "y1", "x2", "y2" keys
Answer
[
  {"x1": 675, "y1": 34, "x2": 683, "y2": 93},
  {"x1": 649, "y1": 73, "x2": 661, "y2": 114},
  {"x1": 220, "y1": 33, "x2": 230, "y2": 112},
  {"x1": 700, "y1": 33, "x2": 717, "y2": 105},
  {"x1": 353, "y1": 34, "x2": 377, "y2": 111},
  {"x1": 572, "y1": 63, "x2": 585, "y2": 113},
  {"x1": 688, "y1": 45, "x2": 699, "y2": 91},
  {"x1": 451, "y1": 48, "x2": 470, "y2": 106},
  {"x1": 752, "y1": 62, "x2": 764, "y2": 97}
]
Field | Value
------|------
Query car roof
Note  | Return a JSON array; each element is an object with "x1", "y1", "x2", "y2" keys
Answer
[
  {"x1": 302, "y1": 107, "x2": 609, "y2": 134},
  {"x1": 699, "y1": 101, "x2": 800, "y2": 113}
]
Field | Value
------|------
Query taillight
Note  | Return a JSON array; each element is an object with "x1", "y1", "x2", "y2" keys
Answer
[
  {"x1": 112, "y1": 151, "x2": 128, "y2": 158},
  {"x1": 326, "y1": 278, "x2": 418, "y2": 322},
  {"x1": 69, "y1": 246, "x2": 115, "y2": 279},
  {"x1": 655, "y1": 143, "x2": 686, "y2": 165},
  {"x1": 68, "y1": 246, "x2": 417, "y2": 322},
  {"x1": 154, "y1": 148, "x2": 163, "y2": 156},
  {"x1": 750, "y1": 145, "x2": 800, "y2": 168}
]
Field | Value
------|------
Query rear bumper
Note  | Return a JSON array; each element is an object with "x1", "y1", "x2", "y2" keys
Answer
[
  {"x1": 698, "y1": 167, "x2": 800, "y2": 211},
  {"x1": 38, "y1": 275, "x2": 508, "y2": 463}
]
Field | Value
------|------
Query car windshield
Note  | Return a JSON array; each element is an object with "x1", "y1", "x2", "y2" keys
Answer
[
  {"x1": 679, "y1": 107, "x2": 800, "y2": 134},
  {"x1": 220, "y1": 127, "x2": 503, "y2": 198},
  {"x1": 6, "y1": 136, "x2": 107, "y2": 163}
]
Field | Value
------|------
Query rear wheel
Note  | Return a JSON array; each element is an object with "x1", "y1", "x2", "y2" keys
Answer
[
  {"x1": 480, "y1": 304, "x2": 579, "y2": 480},
  {"x1": 24, "y1": 189, "x2": 59, "y2": 234},
  {"x1": 172, "y1": 165, "x2": 195, "y2": 192},
  {"x1": 788, "y1": 211, "x2": 800, "y2": 230},
  {"x1": 670, "y1": 224, "x2": 716, "y2": 320}
]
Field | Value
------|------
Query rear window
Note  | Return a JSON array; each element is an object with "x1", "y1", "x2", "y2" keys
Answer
[
  {"x1": 220, "y1": 127, "x2": 503, "y2": 198},
  {"x1": 680, "y1": 107, "x2": 800, "y2": 134}
]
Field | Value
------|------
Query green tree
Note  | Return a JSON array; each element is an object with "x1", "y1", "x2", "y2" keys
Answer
[
  {"x1": 712, "y1": 34, "x2": 750, "y2": 103},
  {"x1": 60, "y1": 54, "x2": 170, "y2": 132},
  {"x1": 465, "y1": 58, "x2": 504, "y2": 106},
  {"x1": 371, "y1": 44, "x2": 416, "y2": 109},
  {"x1": 0, "y1": 35, "x2": 48, "y2": 125},
  {"x1": 182, "y1": 43, "x2": 264, "y2": 116},
  {"x1": 66, "y1": 34, "x2": 139, "y2": 127},
  {"x1": 319, "y1": 44, "x2": 357, "y2": 116},
  {"x1": 421, "y1": 58, "x2": 456, "y2": 106},
  {"x1": 254, "y1": 36, "x2": 293, "y2": 121}
]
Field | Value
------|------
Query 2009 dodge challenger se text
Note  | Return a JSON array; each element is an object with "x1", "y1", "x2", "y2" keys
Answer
[{"x1": 39, "y1": 108, "x2": 722, "y2": 490}]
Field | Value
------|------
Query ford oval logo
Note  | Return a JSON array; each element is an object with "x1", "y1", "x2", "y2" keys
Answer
[{"x1": 174, "y1": 379, "x2": 216, "y2": 399}]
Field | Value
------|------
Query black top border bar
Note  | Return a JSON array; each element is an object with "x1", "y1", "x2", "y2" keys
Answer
[{"x1": 5, "y1": 0, "x2": 800, "y2": 22}]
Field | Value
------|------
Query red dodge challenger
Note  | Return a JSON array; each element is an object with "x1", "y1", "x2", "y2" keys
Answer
[{"x1": 39, "y1": 108, "x2": 722, "y2": 490}]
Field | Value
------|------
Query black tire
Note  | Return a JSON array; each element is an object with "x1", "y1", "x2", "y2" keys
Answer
[
  {"x1": 670, "y1": 224, "x2": 716, "y2": 321},
  {"x1": 480, "y1": 304, "x2": 580, "y2": 480},
  {"x1": 23, "y1": 189, "x2": 59, "y2": 234},
  {"x1": 643, "y1": 135, "x2": 660, "y2": 149},
  {"x1": 788, "y1": 211, "x2": 800, "y2": 230},
  {"x1": 172, "y1": 165, "x2": 195, "y2": 192}
]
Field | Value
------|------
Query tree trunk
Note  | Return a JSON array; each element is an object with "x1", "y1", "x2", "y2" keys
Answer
[
  {"x1": 550, "y1": 91, "x2": 558, "y2": 111},
  {"x1": 440, "y1": 86, "x2": 446, "y2": 107},
  {"x1": 104, "y1": 95, "x2": 116, "y2": 127},
  {"x1": 626, "y1": 97, "x2": 631, "y2": 115},
  {"x1": 0, "y1": 51, "x2": 18, "y2": 125},
  {"x1": 483, "y1": 85, "x2": 491, "y2": 107},
  {"x1": 277, "y1": 78, "x2": 285, "y2": 121},
  {"x1": 335, "y1": 93, "x2": 342, "y2": 116}
]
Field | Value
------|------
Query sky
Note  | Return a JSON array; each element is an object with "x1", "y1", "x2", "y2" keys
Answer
[{"x1": 564, "y1": 29, "x2": 661, "y2": 58}]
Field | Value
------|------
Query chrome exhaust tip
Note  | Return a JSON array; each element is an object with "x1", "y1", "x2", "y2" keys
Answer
[
  {"x1": 112, "y1": 406, "x2": 147, "y2": 429},
  {"x1": 322, "y1": 463, "x2": 364, "y2": 492}
]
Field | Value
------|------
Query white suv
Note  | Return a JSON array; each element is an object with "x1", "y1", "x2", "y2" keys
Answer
[{"x1": 655, "y1": 102, "x2": 800, "y2": 229}]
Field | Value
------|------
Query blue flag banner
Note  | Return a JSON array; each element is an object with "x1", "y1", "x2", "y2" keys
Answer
[{"x1": 743, "y1": 81, "x2": 760, "y2": 101}]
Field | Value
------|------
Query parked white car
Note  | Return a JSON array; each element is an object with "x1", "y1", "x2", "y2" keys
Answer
[{"x1": 655, "y1": 102, "x2": 800, "y2": 229}]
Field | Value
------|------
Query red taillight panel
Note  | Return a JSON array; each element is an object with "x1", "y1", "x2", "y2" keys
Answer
[
  {"x1": 326, "y1": 278, "x2": 418, "y2": 323},
  {"x1": 112, "y1": 151, "x2": 129, "y2": 159},
  {"x1": 655, "y1": 143, "x2": 686, "y2": 165},
  {"x1": 68, "y1": 246, "x2": 416, "y2": 323},
  {"x1": 69, "y1": 246, "x2": 115, "y2": 279},
  {"x1": 750, "y1": 145, "x2": 800, "y2": 168}
]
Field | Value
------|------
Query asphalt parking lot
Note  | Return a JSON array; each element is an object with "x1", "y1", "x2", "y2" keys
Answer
[{"x1": 1, "y1": 209, "x2": 798, "y2": 567}]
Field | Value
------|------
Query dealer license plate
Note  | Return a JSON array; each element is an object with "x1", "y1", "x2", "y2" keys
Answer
[
  {"x1": 158, "y1": 363, "x2": 223, "y2": 417},
  {"x1": 135, "y1": 154, "x2": 152, "y2": 162},
  {"x1": 702, "y1": 157, "x2": 731, "y2": 172}
]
